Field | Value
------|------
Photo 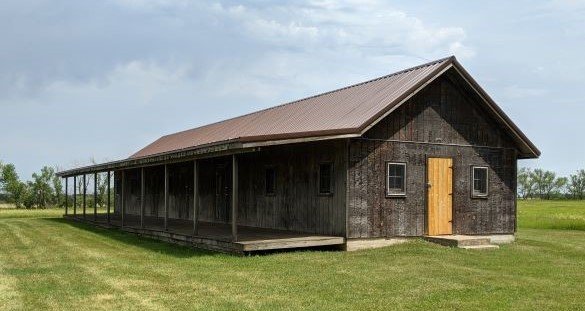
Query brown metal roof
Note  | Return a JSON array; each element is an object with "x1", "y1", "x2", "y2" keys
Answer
[
  {"x1": 131, "y1": 57, "x2": 454, "y2": 158},
  {"x1": 57, "y1": 56, "x2": 540, "y2": 177}
]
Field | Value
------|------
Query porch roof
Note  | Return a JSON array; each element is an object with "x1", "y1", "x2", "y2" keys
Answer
[{"x1": 57, "y1": 141, "x2": 252, "y2": 177}]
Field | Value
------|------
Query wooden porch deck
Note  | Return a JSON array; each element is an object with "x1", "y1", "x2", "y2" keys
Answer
[{"x1": 63, "y1": 214, "x2": 344, "y2": 254}]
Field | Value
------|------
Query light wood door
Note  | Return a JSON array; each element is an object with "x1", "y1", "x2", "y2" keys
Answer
[{"x1": 427, "y1": 158, "x2": 453, "y2": 235}]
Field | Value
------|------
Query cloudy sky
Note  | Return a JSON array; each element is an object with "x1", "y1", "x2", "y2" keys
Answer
[{"x1": 1, "y1": 0, "x2": 584, "y2": 179}]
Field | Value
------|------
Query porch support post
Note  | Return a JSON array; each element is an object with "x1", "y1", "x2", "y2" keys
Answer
[
  {"x1": 94, "y1": 172, "x2": 97, "y2": 221},
  {"x1": 64, "y1": 177, "x2": 68, "y2": 216},
  {"x1": 82, "y1": 174, "x2": 87, "y2": 219},
  {"x1": 107, "y1": 171, "x2": 111, "y2": 224},
  {"x1": 231, "y1": 155, "x2": 238, "y2": 242},
  {"x1": 140, "y1": 167, "x2": 145, "y2": 229},
  {"x1": 164, "y1": 164, "x2": 169, "y2": 231},
  {"x1": 121, "y1": 170, "x2": 125, "y2": 227},
  {"x1": 73, "y1": 176, "x2": 77, "y2": 216},
  {"x1": 193, "y1": 160, "x2": 199, "y2": 236}
]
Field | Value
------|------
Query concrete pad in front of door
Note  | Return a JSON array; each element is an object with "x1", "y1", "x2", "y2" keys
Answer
[{"x1": 424, "y1": 235, "x2": 507, "y2": 249}]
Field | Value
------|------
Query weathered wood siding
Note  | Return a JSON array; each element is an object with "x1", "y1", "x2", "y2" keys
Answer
[
  {"x1": 197, "y1": 156, "x2": 233, "y2": 224},
  {"x1": 114, "y1": 163, "x2": 193, "y2": 219},
  {"x1": 348, "y1": 74, "x2": 517, "y2": 238},
  {"x1": 115, "y1": 140, "x2": 346, "y2": 236},
  {"x1": 237, "y1": 141, "x2": 346, "y2": 236},
  {"x1": 144, "y1": 165, "x2": 165, "y2": 217}
]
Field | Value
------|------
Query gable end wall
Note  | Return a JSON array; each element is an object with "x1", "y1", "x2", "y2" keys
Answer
[{"x1": 347, "y1": 75, "x2": 517, "y2": 238}]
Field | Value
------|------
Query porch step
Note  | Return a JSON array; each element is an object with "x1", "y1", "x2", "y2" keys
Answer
[{"x1": 424, "y1": 235, "x2": 497, "y2": 249}]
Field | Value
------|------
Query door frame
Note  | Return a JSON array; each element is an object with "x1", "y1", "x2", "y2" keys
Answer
[{"x1": 425, "y1": 157, "x2": 454, "y2": 236}]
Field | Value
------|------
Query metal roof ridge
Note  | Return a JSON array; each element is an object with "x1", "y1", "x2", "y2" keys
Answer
[
  {"x1": 145, "y1": 56, "x2": 455, "y2": 142},
  {"x1": 251, "y1": 55, "x2": 455, "y2": 114}
]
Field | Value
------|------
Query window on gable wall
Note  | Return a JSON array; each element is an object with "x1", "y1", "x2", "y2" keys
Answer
[
  {"x1": 472, "y1": 166, "x2": 488, "y2": 197},
  {"x1": 386, "y1": 162, "x2": 406, "y2": 196}
]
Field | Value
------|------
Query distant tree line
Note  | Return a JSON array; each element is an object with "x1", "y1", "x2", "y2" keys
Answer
[
  {"x1": 518, "y1": 168, "x2": 585, "y2": 200},
  {"x1": 0, "y1": 161, "x2": 63, "y2": 208},
  {"x1": 0, "y1": 160, "x2": 112, "y2": 209}
]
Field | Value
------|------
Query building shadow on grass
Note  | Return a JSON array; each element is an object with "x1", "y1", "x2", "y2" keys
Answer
[{"x1": 44, "y1": 218, "x2": 222, "y2": 258}]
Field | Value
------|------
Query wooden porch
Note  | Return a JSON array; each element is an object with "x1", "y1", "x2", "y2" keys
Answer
[
  {"x1": 60, "y1": 143, "x2": 347, "y2": 254},
  {"x1": 63, "y1": 214, "x2": 344, "y2": 254}
]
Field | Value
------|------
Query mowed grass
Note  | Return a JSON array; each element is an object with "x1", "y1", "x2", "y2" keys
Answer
[
  {"x1": 0, "y1": 202, "x2": 584, "y2": 310},
  {"x1": 518, "y1": 199, "x2": 585, "y2": 231},
  {"x1": 0, "y1": 207, "x2": 63, "y2": 219}
]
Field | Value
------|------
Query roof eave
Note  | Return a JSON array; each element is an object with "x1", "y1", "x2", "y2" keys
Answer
[{"x1": 57, "y1": 140, "x2": 247, "y2": 177}]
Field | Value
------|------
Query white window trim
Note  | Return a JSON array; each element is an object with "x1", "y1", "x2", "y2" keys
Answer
[
  {"x1": 472, "y1": 166, "x2": 489, "y2": 198},
  {"x1": 386, "y1": 162, "x2": 407, "y2": 197}
]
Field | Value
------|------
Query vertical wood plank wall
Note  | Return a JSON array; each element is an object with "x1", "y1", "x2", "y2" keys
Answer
[
  {"x1": 347, "y1": 73, "x2": 517, "y2": 238},
  {"x1": 114, "y1": 140, "x2": 347, "y2": 236},
  {"x1": 238, "y1": 140, "x2": 346, "y2": 236}
]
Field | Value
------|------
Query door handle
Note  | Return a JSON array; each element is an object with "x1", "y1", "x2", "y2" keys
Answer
[{"x1": 427, "y1": 182, "x2": 432, "y2": 188}]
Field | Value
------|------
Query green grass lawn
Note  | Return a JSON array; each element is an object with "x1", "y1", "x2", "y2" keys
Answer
[
  {"x1": 518, "y1": 199, "x2": 585, "y2": 231},
  {"x1": 0, "y1": 201, "x2": 584, "y2": 310}
]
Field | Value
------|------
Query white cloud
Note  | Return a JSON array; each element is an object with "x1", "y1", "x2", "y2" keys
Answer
[
  {"x1": 44, "y1": 60, "x2": 192, "y2": 106},
  {"x1": 1, "y1": 0, "x2": 475, "y2": 102},
  {"x1": 449, "y1": 41, "x2": 476, "y2": 59},
  {"x1": 112, "y1": 0, "x2": 190, "y2": 10},
  {"x1": 186, "y1": 0, "x2": 476, "y2": 103},
  {"x1": 0, "y1": 0, "x2": 476, "y2": 178},
  {"x1": 549, "y1": 0, "x2": 585, "y2": 9},
  {"x1": 211, "y1": 1, "x2": 474, "y2": 59}
]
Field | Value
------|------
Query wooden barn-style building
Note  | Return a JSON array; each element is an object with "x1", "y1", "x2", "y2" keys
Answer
[{"x1": 57, "y1": 56, "x2": 540, "y2": 253}]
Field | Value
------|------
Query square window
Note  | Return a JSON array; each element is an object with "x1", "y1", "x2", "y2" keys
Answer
[
  {"x1": 265, "y1": 167, "x2": 276, "y2": 195},
  {"x1": 472, "y1": 166, "x2": 488, "y2": 197},
  {"x1": 386, "y1": 163, "x2": 406, "y2": 196},
  {"x1": 319, "y1": 163, "x2": 333, "y2": 194}
]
